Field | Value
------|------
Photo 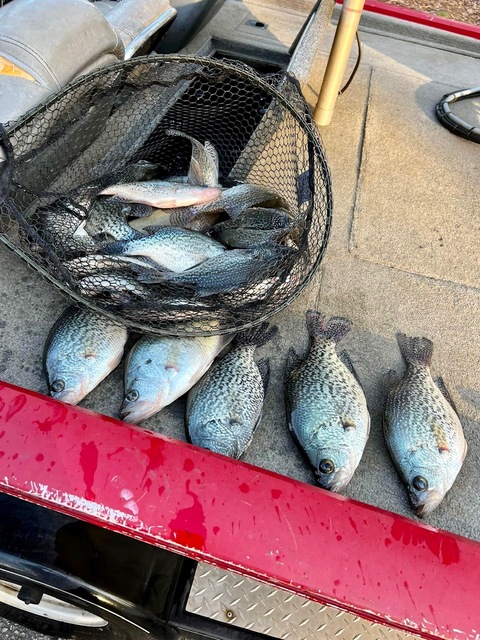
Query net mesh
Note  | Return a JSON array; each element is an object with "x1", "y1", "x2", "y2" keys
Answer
[{"x1": 0, "y1": 55, "x2": 332, "y2": 336}]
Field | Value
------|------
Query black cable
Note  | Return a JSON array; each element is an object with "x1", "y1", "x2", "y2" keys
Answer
[
  {"x1": 435, "y1": 87, "x2": 480, "y2": 143},
  {"x1": 338, "y1": 30, "x2": 362, "y2": 95}
]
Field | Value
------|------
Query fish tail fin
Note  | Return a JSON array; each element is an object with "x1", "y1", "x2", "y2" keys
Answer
[
  {"x1": 256, "y1": 358, "x2": 271, "y2": 393},
  {"x1": 169, "y1": 207, "x2": 199, "y2": 227},
  {"x1": 204, "y1": 140, "x2": 219, "y2": 174},
  {"x1": 396, "y1": 333, "x2": 433, "y2": 366},
  {"x1": 166, "y1": 128, "x2": 192, "y2": 142},
  {"x1": 236, "y1": 322, "x2": 278, "y2": 348},
  {"x1": 306, "y1": 310, "x2": 352, "y2": 343}
]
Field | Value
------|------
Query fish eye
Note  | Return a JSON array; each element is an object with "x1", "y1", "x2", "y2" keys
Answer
[
  {"x1": 126, "y1": 389, "x2": 139, "y2": 402},
  {"x1": 50, "y1": 380, "x2": 65, "y2": 393},
  {"x1": 412, "y1": 476, "x2": 428, "y2": 492},
  {"x1": 318, "y1": 459, "x2": 335, "y2": 475}
]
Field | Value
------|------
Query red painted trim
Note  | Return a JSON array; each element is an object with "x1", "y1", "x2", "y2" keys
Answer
[
  {"x1": 337, "y1": 0, "x2": 480, "y2": 40},
  {"x1": 1, "y1": 380, "x2": 480, "y2": 639}
]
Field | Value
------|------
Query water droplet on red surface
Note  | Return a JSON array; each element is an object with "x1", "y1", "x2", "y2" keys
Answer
[
  {"x1": 5, "y1": 395, "x2": 26, "y2": 422},
  {"x1": 183, "y1": 458, "x2": 194, "y2": 472},
  {"x1": 271, "y1": 489, "x2": 282, "y2": 499},
  {"x1": 35, "y1": 453, "x2": 44, "y2": 462},
  {"x1": 169, "y1": 479, "x2": 207, "y2": 550},
  {"x1": 239, "y1": 483, "x2": 249, "y2": 493},
  {"x1": 79, "y1": 441, "x2": 98, "y2": 501}
]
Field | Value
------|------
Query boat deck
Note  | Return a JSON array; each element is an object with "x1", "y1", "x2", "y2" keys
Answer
[{"x1": 0, "y1": 3, "x2": 479, "y2": 637}]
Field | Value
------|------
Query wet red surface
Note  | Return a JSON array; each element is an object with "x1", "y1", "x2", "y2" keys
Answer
[{"x1": 0, "y1": 381, "x2": 479, "y2": 639}]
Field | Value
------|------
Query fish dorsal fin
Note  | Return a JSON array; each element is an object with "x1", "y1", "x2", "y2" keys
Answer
[
  {"x1": 382, "y1": 369, "x2": 402, "y2": 422},
  {"x1": 256, "y1": 357, "x2": 270, "y2": 393},
  {"x1": 435, "y1": 376, "x2": 458, "y2": 413},
  {"x1": 339, "y1": 350, "x2": 360, "y2": 382},
  {"x1": 285, "y1": 347, "x2": 302, "y2": 381}
]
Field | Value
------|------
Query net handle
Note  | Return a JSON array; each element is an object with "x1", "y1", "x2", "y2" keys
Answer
[{"x1": 0, "y1": 123, "x2": 14, "y2": 206}]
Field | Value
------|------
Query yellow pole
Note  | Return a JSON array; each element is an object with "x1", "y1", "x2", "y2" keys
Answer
[{"x1": 314, "y1": 0, "x2": 365, "y2": 126}]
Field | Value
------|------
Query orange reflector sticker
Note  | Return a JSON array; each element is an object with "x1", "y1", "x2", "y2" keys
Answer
[{"x1": 0, "y1": 55, "x2": 35, "y2": 82}]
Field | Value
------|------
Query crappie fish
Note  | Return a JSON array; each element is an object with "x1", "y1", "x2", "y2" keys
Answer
[
  {"x1": 85, "y1": 199, "x2": 144, "y2": 241},
  {"x1": 44, "y1": 306, "x2": 128, "y2": 405},
  {"x1": 77, "y1": 272, "x2": 151, "y2": 303},
  {"x1": 100, "y1": 227, "x2": 225, "y2": 272},
  {"x1": 284, "y1": 311, "x2": 370, "y2": 493},
  {"x1": 99, "y1": 181, "x2": 221, "y2": 208},
  {"x1": 121, "y1": 333, "x2": 232, "y2": 424},
  {"x1": 211, "y1": 226, "x2": 287, "y2": 249},
  {"x1": 129, "y1": 208, "x2": 220, "y2": 233},
  {"x1": 40, "y1": 205, "x2": 96, "y2": 258},
  {"x1": 384, "y1": 334, "x2": 467, "y2": 517},
  {"x1": 212, "y1": 206, "x2": 294, "y2": 248},
  {"x1": 137, "y1": 243, "x2": 294, "y2": 297},
  {"x1": 167, "y1": 183, "x2": 281, "y2": 227},
  {"x1": 187, "y1": 323, "x2": 276, "y2": 458},
  {"x1": 166, "y1": 129, "x2": 219, "y2": 187}
]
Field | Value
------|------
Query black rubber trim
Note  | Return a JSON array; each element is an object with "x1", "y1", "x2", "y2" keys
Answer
[
  {"x1": 435, "y1": 87, "x2": 480, "y2": 143},
  {"x1": 0, "y1": 123, "x2": 14, "y2": 206}
]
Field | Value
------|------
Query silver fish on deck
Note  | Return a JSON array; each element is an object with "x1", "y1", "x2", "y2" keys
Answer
[
  {"x1": 137, "y1": 242, "x2": 294, "y2": 297},
  {"x1": 384, "y1": 333, "x2": 467, "y2": 517},
  {"x1": 121, "y1": 333, "x2": 232, "y2": 424},
  {"x1": 85, "y1": 199, "x2": 144, "y2": 241},
  {"x1": 166, "y1": 129, "x2": 219, "y2": 187},
  {"x1": 44, "y1": 306, "x2": 128, "y2": 405},
  {"x1": 99, "y1": 181, "x2": 222, "y2": 208},
  {"x1": 187, "y1": 323, "x2": 276, "y2": 458},
  {"x1": 100, "y1": 226, "x2": 226, "y2": 272},
  {"x1": 284, "y1": 311, "x2": 370, "y2": 493}
]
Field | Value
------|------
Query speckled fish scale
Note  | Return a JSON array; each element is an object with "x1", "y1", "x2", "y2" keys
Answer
[
  {"x1": 186, "y1": 323, "x2": 277, "y2": 458},
  {"x1": 384, "y1": 333, "x2": 467, "y2": 517},
  {"x1": 284, "y1": 310, "x2": 370, "y2": 493}
]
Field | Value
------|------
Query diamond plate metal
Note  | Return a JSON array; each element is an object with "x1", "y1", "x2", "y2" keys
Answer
[{"x1": 186, "y1": 563, "x2": 422, "y2": 640}]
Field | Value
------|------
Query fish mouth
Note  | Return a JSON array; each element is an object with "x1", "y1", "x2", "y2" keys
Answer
[
  {"x1": 51, "y1": 389, "x2": 82, "y2": 405},
  {"x1": 411, "y1": 489, "x2": 444, "y2": 518},
  {"x1": 316, "y1": 468, "x2": 353, "y2": 494},
  {"x1": 120, "y1": 399, "x2": 160, "y2": 424}
]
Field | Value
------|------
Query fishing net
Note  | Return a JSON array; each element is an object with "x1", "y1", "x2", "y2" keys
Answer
[{"x1": 0, "y1": 55, "x2": 332, "y2": 336}]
